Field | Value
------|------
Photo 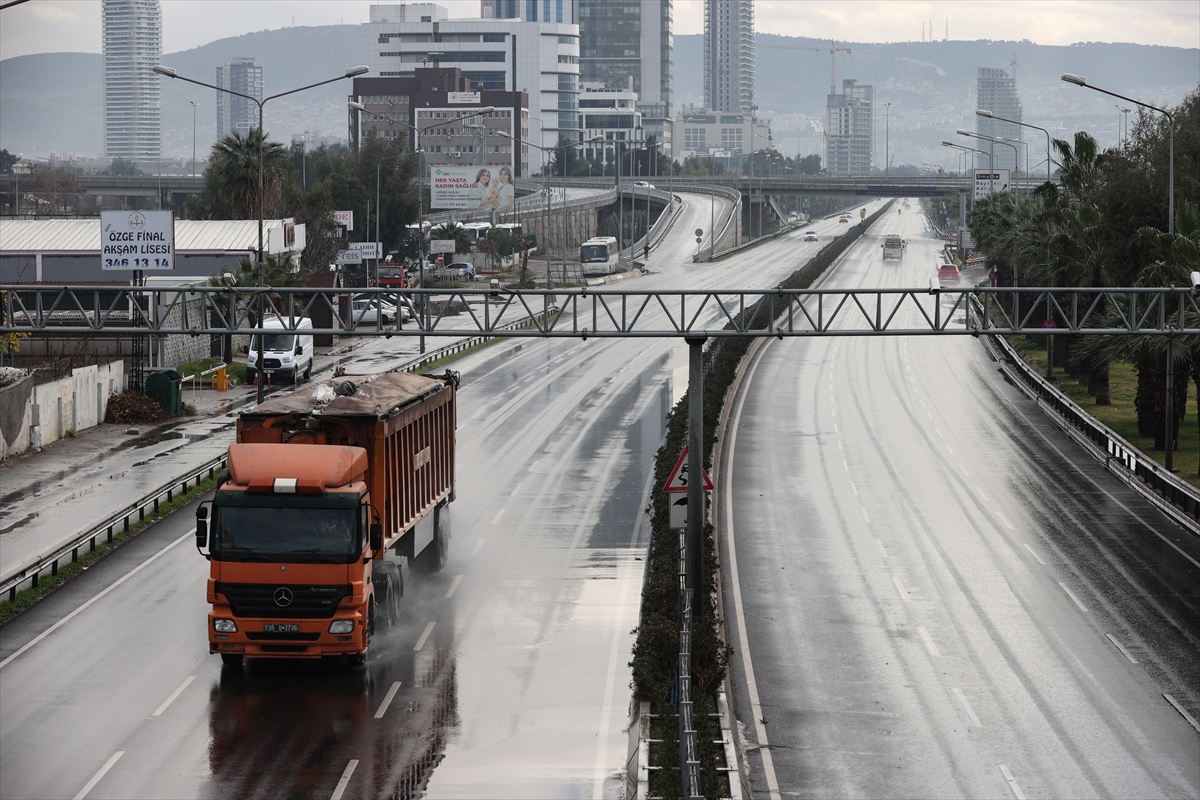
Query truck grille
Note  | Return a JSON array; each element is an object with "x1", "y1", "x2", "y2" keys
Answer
[{"x1": 215, "y1": 583, "x2": 351, "y2": 619}]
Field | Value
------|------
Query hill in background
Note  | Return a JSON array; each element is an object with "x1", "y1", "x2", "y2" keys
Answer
[{"x1": 2, "y1": 25, "x2": 1195, "y2": 170}]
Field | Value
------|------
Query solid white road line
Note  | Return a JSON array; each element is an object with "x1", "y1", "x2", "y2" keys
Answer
[
  {"x1": 470, "y1": 538, "x2": 485, "y2": 556},
  {"x1": 1105, "y1": 633, "x2": 1138, "y2": 664},
  {"x1": 1023, "y1": 543, "x2": 1046, "y2": 565},
  {"x1": 1059, "y1": 582, "x2": 1089, "y2": 612},
  {"x1": 1, "y1": 529, "x2": 194, "y2": 670},
  {"x1": 445, "y1": 574, "x2": 464, "y2": 598},
  {"x1": 892, "y1": 576, "x2": 909, "y2": 602},
  {"x1": 151, "y1": 675, "x2": 195, "y2": 717},
  {"x1": 374, "y1": 681, "x2": 402, "y2": 718},
  {"x1": 998, "y1": 764, "x2": 1027, "y2": 800},
  {"x1": 917, "y1": 626, "x2": 941, "y2": 657},
  {"x1": 329, "y1": 759, "x2": 358, "y2": 800},
  {"x1": 723, "y1": 345, "x2": 782, "y2": 800},
  {"x1": 414, "y1": 621, "x2": 436, "y2": 651},
  {"x1": 491, "y1": 508, "x2": 506, "y2": 524},
  {"x1": 953, "y1": 688, "x2": 982, "y2": 727},
  {"x1": 1163, "y1": 693, "x2": 1200, "y2": 733},
  {"x1": 73, "y1": 751, "x2": 124, "y2": 800},
  {"x1": 591, "y1": 554, "x2": 635, "y2": 799}
]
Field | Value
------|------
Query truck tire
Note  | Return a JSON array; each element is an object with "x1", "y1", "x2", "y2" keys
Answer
[
  {"x1": 347, "y1": 600, "x2": 373, "y2": 666},
  {"x1": 413, "y1": 504, "x2": 450, "y2": 573},
  {"x1": 220, "y1": 653, "x2": 243, "y2": 668}
]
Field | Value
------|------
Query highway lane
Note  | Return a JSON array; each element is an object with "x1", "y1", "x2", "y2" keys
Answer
[
  {"x1": 720, "y1": 204, "x2": 1200, "y2": 798},
  {"x1": 0, "y1": 199, "x2": 872, "y2": 799}
]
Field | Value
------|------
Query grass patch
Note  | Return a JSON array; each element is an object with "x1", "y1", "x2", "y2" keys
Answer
[
  {"x1": 0, "y1": 472, "x2": 220, "y2": 626},
  {"x1": 1010, "y1": 336, "x2": 1200, "y2": 487}
]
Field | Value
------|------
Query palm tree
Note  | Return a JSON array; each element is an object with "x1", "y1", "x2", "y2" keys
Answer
[
  {"x1": 208, "y1": 127, "x2": 291, "y2": 220},
  {"x1": 429, "y1": 222, "x2": 472, "y2": 255}
]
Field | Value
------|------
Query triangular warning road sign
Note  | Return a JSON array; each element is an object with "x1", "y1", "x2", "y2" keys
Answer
[{"x1": 663, "y1": 446, "x2": 714, "y2": 492}]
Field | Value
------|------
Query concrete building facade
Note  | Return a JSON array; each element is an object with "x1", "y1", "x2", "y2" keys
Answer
[
  {"x1": 216, "y1": 58, "x2": 263, "y2": 140},
  {"x1": 825, "y1": 78, "x2": 872, "y2": 176},
  {"x1": 102, "y1": 0, "x2": 162, "y2": 160},
  {"x1": 672, "y1": 109, "x2": 770, "y2": 160},
  {"x1": 704, "y1": 0, "x2": 754, "y2": 115},
  {"x1": 362, "y1": 3, "x2": 579, "y2": 169},
  {"x1": 350, "y1": 68, "x2": 530, "y2": 177},
  {"x1": 976, "y1": 67, "x2": 1024, "y2": 172}
]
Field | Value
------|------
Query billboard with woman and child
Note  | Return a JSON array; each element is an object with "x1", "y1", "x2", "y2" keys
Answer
[{"x1": 430, "y1": 165, "x2": 516, "y2": 212}]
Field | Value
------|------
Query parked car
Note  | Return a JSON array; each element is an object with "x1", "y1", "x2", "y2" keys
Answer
[
  {"x1": 445, "y1": 261, "x2": 476, "y2": 280},
  {"x1": 804, "y1": 231, "x2": 819, "y2": 242},
  {"x1": 938, "y1": 263, "x2": 961, "y2": 287},
  {"x1": 351, "y1": 295, "x2": 399, "y2": 325}
]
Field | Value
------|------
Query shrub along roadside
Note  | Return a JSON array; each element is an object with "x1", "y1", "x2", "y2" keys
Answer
[
  {"x1": 0, "y1": 473, "x2": 220, "y2": 626},
  {"x1": 630, "y1": 201, "x2": 895, "y2": 797}
]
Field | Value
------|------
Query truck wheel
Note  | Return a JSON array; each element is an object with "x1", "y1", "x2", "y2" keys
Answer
[
  {"x1": 220, "y1": 653, "x2": 243, "y2": 668},
  {"x1": 303, "y1": 362, "x2": 312, "y2": 381},
  {"x1": 347, "y1": 600, "x2": 373, "y2": 666}
]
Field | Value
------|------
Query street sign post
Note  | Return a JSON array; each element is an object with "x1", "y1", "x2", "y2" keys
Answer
[
  {"x1": 101, "y1": 211, "x2": 175, "y2": 271},
  {"x1": 336, "y1": 250, "x2": 363, "y2": 265},
  {"x1": 430, "y1": 239, "x2": 457, "y2": 254},
  {"x1": 349, "y1": 242, "x2": 380, "y2": 259},
  {"x1": 973, "y1": 169, "x2": 1010, "y2": 200},
  {"x1": 664, "y1": 446, "x2": 713, "y2": 492}
]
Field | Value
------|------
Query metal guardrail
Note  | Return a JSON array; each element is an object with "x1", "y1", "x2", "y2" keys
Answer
[
  {"x1": 976, "y1": 298, "x2": 1200, "y2": 533},
  {"x1": 1, "y1": 454, "x2": 229, "y2": 602}
]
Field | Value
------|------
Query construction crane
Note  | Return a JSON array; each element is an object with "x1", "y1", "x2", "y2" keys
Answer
[
  {"x1": 1004, "y1": 53, "x2": 1017, "y2": 83},
  {"x1": 758, "y1": 39, "x2": 852, "y2": 95}
]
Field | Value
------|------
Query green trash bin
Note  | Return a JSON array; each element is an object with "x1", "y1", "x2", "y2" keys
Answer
[{"x1": 146, "y1": 369, "x2": 183, "y2": 416}]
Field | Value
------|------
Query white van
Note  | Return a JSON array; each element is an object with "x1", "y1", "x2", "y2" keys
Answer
[{"x1": 246, "y1": 316, "x2": 314, "y2": 385}]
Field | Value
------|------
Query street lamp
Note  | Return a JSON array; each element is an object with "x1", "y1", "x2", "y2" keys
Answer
[
  {"x1": 157, "y1": 62, "x2": 369, "y2": 403},
  {"x1": 1060, "y1": 73, "x2": 1174, "y2": 234},
  {"x1": 976, "y1": 109, "x2": 1055, "y2": 188},
  {"x1": 189, "y1": 101, "x2": 198, "y2": 177}
]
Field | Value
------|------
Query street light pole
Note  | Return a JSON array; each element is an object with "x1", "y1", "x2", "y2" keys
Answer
[
  {"x1": 156, "y1": 62, "x2": 370, "y2": 403},
  {"x1": 189, "y1": 101, "x2": 197, "y2": 177},
  {"x1": 885, "y1": 101, "x2": 891, "y2": 178},
  {"x1": 958, "y1": 130, "x2": 1017, "y2": 195},
  {"x1": 1061, "y1": 73, "x2": 1174, "y2": 235}
]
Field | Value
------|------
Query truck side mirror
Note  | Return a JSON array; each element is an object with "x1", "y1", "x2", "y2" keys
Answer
[
  {"x1": 196, "y1": 505, "x2": 209, "y2": 550},
  {"x1": 370, "y1": 522, "x2": 383, "y2": 552}
]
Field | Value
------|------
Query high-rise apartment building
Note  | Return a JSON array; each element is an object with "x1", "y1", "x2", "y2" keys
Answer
[
  {"x1": 825, "y1": 78, "x2": 872, "y2": 177},
  {"x1": 102, "y1": 0, "x2": 162, "y2": 159},
  {"x1": 364, "y1": 4, "x2": 579, "y2": 169},
  {"x1": 216, "y1": 58, "x2": 263, "y2": 140},
  {"x1": 704, "y1": 0, "x2": 754, "y2": 114},
  {"x1": 575, "y1": 0, "x2": 672, "y2": 121},
  {"x1": 976, "y1": 67, "x2": 1023, "y2": 172},
  {"x1": 481, "y1": 0, "x2": 570, "y2": 23}
]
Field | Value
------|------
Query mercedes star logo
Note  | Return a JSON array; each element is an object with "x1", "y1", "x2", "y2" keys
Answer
[{"x1": 273, "y1": 587, "x2": 294, "y2": 607}]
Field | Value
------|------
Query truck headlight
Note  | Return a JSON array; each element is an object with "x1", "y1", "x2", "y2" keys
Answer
[
  {"x1": 213, "y1": 618, "x2": 238, "y2": 633},
  {"x1": 328, "y1": 619, "x2": 354, "y2": 634},
  {"x1": 282, "y1": 354, "x2": 292, "y2": 363}
]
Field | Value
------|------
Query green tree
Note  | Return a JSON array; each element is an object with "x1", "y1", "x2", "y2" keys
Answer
[
  {"x1": 429, "y1": 222, "x2": 472, "y2": 255},
  {"x1": 202, "y1": 127, "x2": 292, "y2": 220},
  {"x1": 106, "y1": 157, "x2": 141, "y2": 176}
]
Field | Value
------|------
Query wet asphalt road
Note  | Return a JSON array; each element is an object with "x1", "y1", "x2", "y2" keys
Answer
[
  {"x1": 720, "y1": 208, "x2": 1200, "y2": 798},
  {"x1": 0, "y1": 197, "x2": 877, "y2": 799}
]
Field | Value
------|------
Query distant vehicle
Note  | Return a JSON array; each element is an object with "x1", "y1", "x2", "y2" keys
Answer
[
  {"x1": 247, "y1": 316, "x2": 314, "y2": 386},
  {"x1": 198, "y1": 370, "x2": 458, "y2": 666},
  {"x1": 462, "y1": 222, "x2": 492, "y2": 244},
  {"x1": 444, "y1": 261, "x2": 476, "y2": 280},
  {"x1": 632, "y1": 180, "x2": 656, "y2": 189},
  {"x1": 377, "y1": 265, "x2": 407, "y2": 290},
  {"x1": 881, "y1": 234, "x2": 905, "y2": 261},
  {"x1": 804, "y1": 231, "x2": 819, "y2": 242},
  {"x1": 580, "y1": 236, "x2": 620, "y2": 277},
  {"x1": 838, "y1": 216, "x2": 850, "y2": 224},
  {"x1": 938, "y1": 263, "x2": 961, "y2": 287}
]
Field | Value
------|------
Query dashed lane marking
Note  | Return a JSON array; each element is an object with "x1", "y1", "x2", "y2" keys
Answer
[
  {"x1": 1163, "y1": 693, "x2": 1200, "y2": 733},
  {"x1": 330, "y1": 760, "x2": 359, "y2": 800},
  {"x1": 841, "y1": 460, "x2": 850, "y2": 473},
  {"x1": 445, "y1": 574, "x2": 464, "y2": 598},
  {"x1": 1023, "y1": 544, "x2": 1046, "y2": 565},
  {"x1": 999, "y1": 764, "x2": 1027, "y2": 800},
  {"x1": 73, "y1": 751, "x2": 124, "y2": 800},
  {"x1": 1059, "y1": 582, "x2": 1089, "y2": 612},
  {"x1": 491, "y1": 508, "x2": 506, "y2": 524},
  {"x1": 952, "y1": 688, "x2": 982, "y2": 726},
  {"x1": 918, "y1": 626, "x2": 941, "y2": 657},
  {"x1": 374, "y1": 682, "x2": 402, "y2": 718},
  {"x1": 471, "y1": 539, "x2": 485, "y2": 556},
  {"x1": 414, "y1": 621, "x2": 436, "y2": 651},
  {"x1": 860, "y1": 507, "x2": 871, "y2": 524},
  {"x1": 875, "y1": 538, "x2": 888, "y2": 559},
  {"x1": 1105, "y1": 633, "x2": 1138, "y2": 664},
  {"x1": 151, "y1": 675, "x2": 195, "y2": 717},
  {"x1": 849, "y1": 481, "x2": 858, "y2": 495},
  {"x1": 892, "y1": 576, "x2": 909, "y2": 602}
]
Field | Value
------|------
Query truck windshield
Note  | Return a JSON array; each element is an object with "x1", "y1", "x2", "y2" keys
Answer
[
  {"x1": 212, "y1": 506, "x2": 359, "y2": 563},
  {"x1": 249, "y1": 333, "x2": 296, "y2": 352}
]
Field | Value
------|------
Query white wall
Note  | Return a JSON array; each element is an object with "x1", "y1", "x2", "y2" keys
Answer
[{"x1": 0, "y1": 361, "x2": 126, "y2": 460}]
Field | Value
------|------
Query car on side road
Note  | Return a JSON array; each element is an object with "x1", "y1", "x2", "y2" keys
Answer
[{"x1": 632, "y1": 180, "x2": 656, "y2": 189}]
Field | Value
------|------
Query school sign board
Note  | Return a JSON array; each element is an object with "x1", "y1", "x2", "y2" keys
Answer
[
  {"x1": 973, "y1": 169, "x2": 1010, "y2": 201},
  {"x1": 101, "y1": 211, "x2": 175, "y2": 270}
]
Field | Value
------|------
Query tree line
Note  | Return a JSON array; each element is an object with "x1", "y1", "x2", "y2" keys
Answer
[{"x1": 969, "y1": 88, "x2": 1199, "y2": 453}]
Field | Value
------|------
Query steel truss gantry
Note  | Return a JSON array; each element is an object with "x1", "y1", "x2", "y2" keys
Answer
[{"x1": 5, "y1": 285, "x2": 1200, "y2": 338}]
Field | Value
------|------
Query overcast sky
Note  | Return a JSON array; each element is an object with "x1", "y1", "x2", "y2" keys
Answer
[{"x1": 1, "y1": 0, "x2": 1196, "y2": 59}]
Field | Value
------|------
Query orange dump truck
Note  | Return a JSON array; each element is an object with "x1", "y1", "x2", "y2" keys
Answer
[{"x1": 195, "y1": 370, "x2": 457, "y2": 666}]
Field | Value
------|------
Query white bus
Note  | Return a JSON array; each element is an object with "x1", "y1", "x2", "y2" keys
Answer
[
  {"x1": 463, "y1": 222, "x2": 493, "y2": 244},
  {"x1": 580, "y1": 236, "x2": 620, "y2": 277}
]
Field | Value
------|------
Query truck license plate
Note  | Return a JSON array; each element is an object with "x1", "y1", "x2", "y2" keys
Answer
[{"x1": 263, "y1": 623, "x2": 299, "y2": 633}]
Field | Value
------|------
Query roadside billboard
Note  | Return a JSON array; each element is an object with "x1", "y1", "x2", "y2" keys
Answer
[
  {"x1": 973, "y1": 169, "x2": 1010, "y2": 200},
  {"x1": 101, "y1": 210, "x2": 175, "y2": 270},
  {"x1": 430, "y1": 165, "x2": 517, "y2": 212}
]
